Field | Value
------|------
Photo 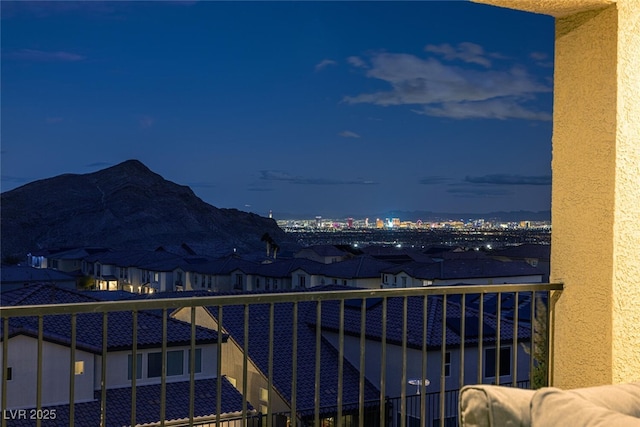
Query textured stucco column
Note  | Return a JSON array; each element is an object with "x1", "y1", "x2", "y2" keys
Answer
[{"x1": 473, "y1": 0, "x2": 640, "y2": 388}]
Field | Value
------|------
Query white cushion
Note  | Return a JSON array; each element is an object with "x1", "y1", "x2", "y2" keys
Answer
[
  {"x1": 459, "y1": 385, "x2": 535, "y2": 427},
  {"x1": 531, "y1": 384, "x2": 640, "y2": 427}
]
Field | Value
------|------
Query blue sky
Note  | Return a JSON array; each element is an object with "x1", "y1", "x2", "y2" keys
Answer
[{"x1": 1, "y1": 1, "x2": 554, "y2": 218}]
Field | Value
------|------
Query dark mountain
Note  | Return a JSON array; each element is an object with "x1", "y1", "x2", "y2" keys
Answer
[{"x1": 1, "y1": 160, "x2": 288, "y2": 258}]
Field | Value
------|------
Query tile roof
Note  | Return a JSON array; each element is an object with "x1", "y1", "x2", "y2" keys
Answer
[
  {"x1": 382, "y1": 258, "x2": 542, "y2": 280},
  {"x1": 253, "y1": 258, "x2": 325, "y2": 278},
  {"x1": 320, "y1": 256, "x2": 396, "y2": 279},
  {"x1": 1, "y1": 284, "x2": 221, "y2": 352},
  {"x1": 314, "y1": 294, "x2": 532, "y2": 350},
  {"x1": 0, "y1": 266, "x2": 76, "y2": 284},
  {"x1": 5, "y1": 377, "x2": 250, "y2": 427},
  {"x1": 206, "y1": 302, "x2": 380, "y2": 415},
  {"x1": 296, "y1": 245, "x2": 351, "y2": 257},
  {"x1": 491, "y1": 244, "x2": 551, "y2": 260}
]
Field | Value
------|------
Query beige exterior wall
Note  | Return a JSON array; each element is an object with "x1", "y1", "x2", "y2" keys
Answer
[
  {"x1": 473, "y1": 0, "x2": 640, "y2": 388},
  {"x1": 172, "y1": 306, "x2": 291, "y2": 414}
]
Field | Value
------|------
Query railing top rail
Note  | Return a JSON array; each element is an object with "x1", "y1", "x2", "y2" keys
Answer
[{"x1": 0, "y1": 282, "x2": 563, "y2": 318}]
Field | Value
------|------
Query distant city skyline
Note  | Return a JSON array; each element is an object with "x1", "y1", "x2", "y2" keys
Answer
[{"x1": 1, "y1": 1, "x2": 554, "y2": 217}]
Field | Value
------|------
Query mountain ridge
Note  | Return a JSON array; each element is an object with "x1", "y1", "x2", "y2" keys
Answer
[{"x1": 1, "y1": 160, "x2": 288, "y2": 258}]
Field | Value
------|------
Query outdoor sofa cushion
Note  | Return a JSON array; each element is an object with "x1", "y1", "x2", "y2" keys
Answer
[
  {"x1": 459, "y1": 384, "x2": 535, "y2": 427},
  {"x1": 459, "y1": 382, "x2": 640, "y2": 427},
  {"x1": 531, "y1": 383, "x2": 640, "y2": 427}
]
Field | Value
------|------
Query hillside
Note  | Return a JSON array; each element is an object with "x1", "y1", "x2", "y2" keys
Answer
[{"x1": 1, "y1": 160, "x2": 288, "y2": 258}]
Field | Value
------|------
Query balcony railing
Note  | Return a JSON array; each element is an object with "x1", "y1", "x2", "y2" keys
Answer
[{"x1": 0, "y1": 283, "x2": 562, "y2": 427}]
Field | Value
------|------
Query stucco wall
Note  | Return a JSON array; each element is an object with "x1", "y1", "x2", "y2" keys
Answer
[
  {"x1": 475, "y1": 0, "x2": 640, "y2": 388},
  {"x1": 611, "y1": 0, "x2": 640, "y2": 385},
  {"x1": 551, "y1": 4, "x2": 619, "y2": 388},
  {"x1": 0, "y1": 335, "x2": 95, "y2": 409}
]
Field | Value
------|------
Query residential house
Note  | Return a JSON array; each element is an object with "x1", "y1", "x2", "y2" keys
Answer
[
  {"x1": 0, "y1": 284, "x2": 245, "y2": 426},
  {"x1": 172, "y1": 293, "x2": 382, "y2": 426},
  {"x1": 490, "y1": 244, "x2": 551, "y2": 282},
  {"x1": 381, "y1": 256, "x2": 543, "y2": 288},
  {"x1": 0, "y1": 266, "x2": 77, "y2": 291},
  {"x1": 293, "y1": 245, "x2": 354, "y2": 264}
]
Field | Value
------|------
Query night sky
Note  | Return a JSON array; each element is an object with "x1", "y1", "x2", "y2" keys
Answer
[{"x1": 1, "y1": 1, "x2": 554, "y2": 218}]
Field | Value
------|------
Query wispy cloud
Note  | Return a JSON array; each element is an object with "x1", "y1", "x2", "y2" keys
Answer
[
  {"x1": 247, "y1": 187, "x2": 275, "y2": 192},
  {"x1": 447, "y1": 187, "x2": 513, "y2": 197},
  {"x1": 419, "y1": 176, "x2": 450, "y2": 185},
  {"x1": 315, "y1": 59, "x2": 337, "y2": 71},
  {"x1": 347, "y1": 56, "x2": 367, "y2": 68},
  {"x1": 260, "y1": 170, "x2": 377, "y2": 186},
  {"x1": 465, "y1": 174, "x2": 552, "y2": 185},
  {"x1": 413, "y1": 98, "x2": 552, "y2": 121},
  {"x1": 343, "y1": 46, "x2": 551, "y2": 121},
  {"x1": 9, "y1": 49, "x2": 85, "y2": 62},
  {"x1": 85, "y1": 162, "x2": 112, "y2": 168},
  {"x1": 424, "y1": 42, "x2": 503, "y2": 68},
  {"x1": 338, "y1": 130, "x2": 361, "y2": 138},
  {"x1": 530, "y1": 51, "x2": 553, "y2": 68}
]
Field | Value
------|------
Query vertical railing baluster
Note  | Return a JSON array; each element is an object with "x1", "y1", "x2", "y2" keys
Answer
[
  {"x1": 131, "y1": 311, "x2": 138, "y2": 427},
  {"x1": 2, "y1": 317, "x2": 9, "y2": 427},
  {"x1": 459, "y1": 294, "x2": 466, "y2": 391},
  {"x1": 421, "y1": 295, "x2": 428, "y2": 427},
  {"x1": 530, "y1": 293, "x2": 535, "y2": 387},
  {"x1": 69, "y1": 313, "x2": 77, "y2": 425},
  {"x1": 268, "y1": 303, "x2": 275, "y2": 427},
  {"x1": 496, "y1": 293, "x2": 502, "y2": 386},
  {"x1": 160, "y1": 309, "x2": 167, "y2": 426},
  {"x1": 100, "y1": 312, "x2": 108, "y2": 427},
  {"x1": 314, "y1": 301, "x2": 322, "y2": 427},
  {"x1": 545, "y1": 291, "x2": 552, "y2": 387},
  {"x1": 36, "y1": 315, "x2": 43, "y2": 427},
  {"x1": 337, "y1": 299, "x2": 345, "y2": 427},
  {"x1": 189, "y1": 307, "x2": 196, "y2": 424},
  {"x1": 242, "y1": 304, "x2": 249, "y2": 424},
  {"x1": 477, "y1": 295, "x2": 484, "y2": 384},
  {"x1": 512, "y1": 292, "x2": 519, "y2": 387},
  {"x1": 358, "y1": 298, "x2": 366, "y2": 427},
  {"x1": 379, "y1": 297, "x2": 387, "y2": 427},
  {"x1": 216, "y1": 306, "x2": 223, "y2": 427},
  {"x1": 440, "y1": 295, "x2": 447, "y2": 427},
  {"x1": 291, "y1": 302, "x2": 298, "y2": 427},
  {"x1": 401, "y1": 297, "x2": 408, "y2": 427}
]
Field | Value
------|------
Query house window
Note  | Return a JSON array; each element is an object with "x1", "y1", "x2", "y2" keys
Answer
[
  {"x1": 207, "y1": 276, "x2": 212, "y2": 287},
  {"x1": 75, "y1": 360, "x2": 85, "y2": 375},
  {"x1": 148, "y1": 352, "x2": 161, "y2": 377},
  {"x1": 167, "y1": 350, "x2": 184, "y2": 376},
  {"x1": 6, "y1": 367, "x2": 12, "y2": 381},
  {"x1": 299, "y1": 275, "x2": 306, "y2": 288},
  {"x1": 485, "y1": 347, "x2": 511, "y2": 378},
  {"x1": 383, "y1": 274, "x2": 388, "y2": 284},
  {"x1": 256, "y1": 278, "x2": 261, "y2": 289},
  {"x1": 127, "y1": 353, "x2": 142, "y2": 380},
  {"x1": 154, "y1": 272, "x2": 159, "y2": 282},
  {"x1": 401, "y1": 276, "x2": 407, "y2": 286},
  {"x1": 148, "y1": 350, "x2": 184, "y2": 378},
  {"x1": 260, "y1": 387, "x2": 269, "y2": 402},
  {"x1": 235, "y1": 274, "x2": 243, "y2": 288},
  {"x1": 444, "y1": 352, "x2": 451, "y2": 377},
  {"x1": 342, "y1": 279, "x2": 347, "y2": 286},
  {"x1": 188, "y1": 348, "x2": 202, "y2": 374}
]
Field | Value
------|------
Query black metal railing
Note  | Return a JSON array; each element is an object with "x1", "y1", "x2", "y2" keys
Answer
[{"x1": 0, "y1": 283, "x2": 562, "y2": 427}]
